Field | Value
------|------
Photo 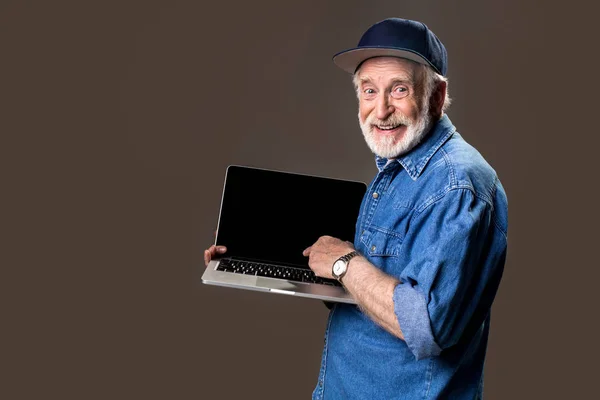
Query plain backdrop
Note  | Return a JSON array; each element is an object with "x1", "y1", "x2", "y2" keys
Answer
[{"x1": 2, "y1": 1, "x2": 599, "y2": 399}]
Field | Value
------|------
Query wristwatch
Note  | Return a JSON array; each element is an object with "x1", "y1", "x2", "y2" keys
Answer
[{"x1": 332, "y1": 251, "x2": 359, "y2": 284}]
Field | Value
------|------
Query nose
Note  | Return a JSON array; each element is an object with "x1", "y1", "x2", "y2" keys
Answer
[{"x1": 375, "y1": 93, "x2": 394, "y2": 120}]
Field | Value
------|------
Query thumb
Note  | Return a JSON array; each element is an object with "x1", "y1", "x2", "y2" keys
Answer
[{"x1": 302, "y1": 247, "x2": 312, "y2": 257}]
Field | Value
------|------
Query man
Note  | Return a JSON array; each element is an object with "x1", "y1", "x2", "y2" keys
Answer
[{"x1": 205, "y1": 18, "x2": 507, "y2": 399}]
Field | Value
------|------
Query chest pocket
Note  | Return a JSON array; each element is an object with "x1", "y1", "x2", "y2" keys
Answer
[{"x1": 360, "y1": 226, "x2": 403, "y2": 257}]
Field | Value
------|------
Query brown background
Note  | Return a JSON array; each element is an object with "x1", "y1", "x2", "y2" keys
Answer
[{"x1": 2, "y1": 0, "x2": 599, "y2": 399}]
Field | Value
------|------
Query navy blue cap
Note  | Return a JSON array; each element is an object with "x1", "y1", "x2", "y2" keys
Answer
[{"x1": 333, "y1": 18, "x2": 447, "y2": 76}]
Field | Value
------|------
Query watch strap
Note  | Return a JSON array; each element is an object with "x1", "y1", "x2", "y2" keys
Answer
[
  {"x1": 340, "y1": 250, "x2": 358, "y2": 263},
  {"x1": 334, "y1": 250, "x2": 359, "y2": 283}
]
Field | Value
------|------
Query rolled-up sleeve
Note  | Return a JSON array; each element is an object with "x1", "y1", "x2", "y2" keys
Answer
[
  {"x1": 392, "y1": 187, "x2": 497, "y2": 360},
  {"x1": 393, "y1": 282, "x2": 442, "y2": 359}
]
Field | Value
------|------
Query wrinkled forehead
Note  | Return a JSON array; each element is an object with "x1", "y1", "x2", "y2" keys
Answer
[{"x1": 354, "y1": 57, "x2": 422, "y2": 83}]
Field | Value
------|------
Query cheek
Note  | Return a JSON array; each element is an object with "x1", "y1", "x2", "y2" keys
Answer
[
  {"x1": 396, "y1": 101, "x2": 420, "y2": 120},
  {"x1": 358, "y1": 103, "x2": 371, "y2": 123}
]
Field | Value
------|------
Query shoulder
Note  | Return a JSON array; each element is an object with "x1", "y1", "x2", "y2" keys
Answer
[
  {"x1": 428, "y1": 132, "x2": 501, "y2": 204},
  {"x1": 421, "y1": 132, "x2": 508, "y2": 235}
]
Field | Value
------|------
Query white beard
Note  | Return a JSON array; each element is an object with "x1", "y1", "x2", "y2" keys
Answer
[{"x1": 359, "y1": 105, "x2": 432, "y2": 159}]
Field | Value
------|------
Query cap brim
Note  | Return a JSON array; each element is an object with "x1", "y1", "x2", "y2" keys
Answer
[{"x1": 332, "y1": 47, "x2": 438, "y2": 74}]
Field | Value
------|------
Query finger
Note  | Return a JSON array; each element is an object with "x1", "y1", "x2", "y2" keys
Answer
[
  {"x1": 208, "y1": 245, "x2": 226, "y2": 255},
  {"x1": 303, "y1": 246, "x2": 312, "y2": 257},
  {"x1": 204, "y1": 250, "x2": 210, "y2": 266}
]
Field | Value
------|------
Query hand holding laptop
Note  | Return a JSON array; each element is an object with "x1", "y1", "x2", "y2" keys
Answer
[
  {"x1": 204, "y1": 245, "x2": 227, "y2": 266},
  {"x1": 203, "y1": 230, "x2": 227, "y2": 266}
]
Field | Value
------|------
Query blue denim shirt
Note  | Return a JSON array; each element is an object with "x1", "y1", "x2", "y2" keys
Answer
[{"x1": 313, "y1": 115, "x2": 508, "y2": 399}]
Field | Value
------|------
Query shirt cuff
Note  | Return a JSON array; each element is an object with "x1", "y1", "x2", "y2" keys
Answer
[{"x1": 393, "y1": 282, "x2": 442, "y2": 360}]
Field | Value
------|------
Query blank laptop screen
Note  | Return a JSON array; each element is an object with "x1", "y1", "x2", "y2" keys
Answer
[{"x1": 215, "y1": 166, "x2": 367, "y2": 269}]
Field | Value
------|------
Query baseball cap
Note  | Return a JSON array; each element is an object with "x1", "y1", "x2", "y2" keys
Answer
[{"x1": 332, "y1": 18, "x2": 448, "y2": 76}]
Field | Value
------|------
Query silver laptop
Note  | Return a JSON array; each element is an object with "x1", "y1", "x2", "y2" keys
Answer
[{"x1": 201, "y1": 165, "x2": 366, "y2": 304}]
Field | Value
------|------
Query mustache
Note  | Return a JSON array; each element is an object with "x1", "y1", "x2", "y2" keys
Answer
[{"x1": 366, "y1": 112, "x2": 414, "y2": 128}]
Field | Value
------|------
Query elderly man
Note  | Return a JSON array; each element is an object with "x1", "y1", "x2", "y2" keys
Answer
[{"x1": 205, "y1": 18, "x2": 507, "y2": 399}]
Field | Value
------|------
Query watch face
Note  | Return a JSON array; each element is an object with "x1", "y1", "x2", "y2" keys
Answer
[{"x1": 333, "y1": 260, "x2": 346, "y2": 276}]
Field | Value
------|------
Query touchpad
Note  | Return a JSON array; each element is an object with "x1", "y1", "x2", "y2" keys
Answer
[{"x1": 256, "y1": 277, "x2": 298, "y2": 290}]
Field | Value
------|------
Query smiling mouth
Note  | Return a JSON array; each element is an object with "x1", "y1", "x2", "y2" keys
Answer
[{"x1": 374, "y1": 124, "x2": 404, "y2": 132}]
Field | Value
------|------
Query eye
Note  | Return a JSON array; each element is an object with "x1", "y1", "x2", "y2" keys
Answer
[
  {"x1": 391, "y1": 86, "x2": 409, "y2": 99},
  {"x1": 362, "y1": 88, "x2": 376, "y2": 99}
]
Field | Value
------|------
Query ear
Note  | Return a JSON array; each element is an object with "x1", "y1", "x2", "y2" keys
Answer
[{"x1": 430, "y1": 80, "x2": 447, "y2": 118}]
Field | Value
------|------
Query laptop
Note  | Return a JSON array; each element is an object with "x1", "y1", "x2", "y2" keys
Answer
[{"x1": 201, "y1": 165, "x2": 367, "y2": 304}]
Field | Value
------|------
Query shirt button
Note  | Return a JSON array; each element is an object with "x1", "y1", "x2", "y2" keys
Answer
[
  {"x1": 372, "y1": 192, "x2": 379, "y2": 199},
  {"x1": 371, "y1": 245, "x2": 376, "y2": 252}
]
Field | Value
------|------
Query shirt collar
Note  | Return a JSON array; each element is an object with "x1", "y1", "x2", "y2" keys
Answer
[{"x1": 375, "y1": 115, "x2": 456, "y2": 180}]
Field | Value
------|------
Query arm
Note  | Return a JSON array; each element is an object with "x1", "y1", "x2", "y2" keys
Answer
[
  {"x1": 303, "y1": 236, "x2": 404, "y2": 340},
  {"x1": 339, "y1": 255, "x2": 404, "y2": 339},
  {"x1": 305, "y1": 188, "x2": 503, "y2": 359}
]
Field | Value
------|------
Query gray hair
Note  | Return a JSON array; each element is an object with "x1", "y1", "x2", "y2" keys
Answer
[{"x1": 422, "y1": 64, "x2": 451, "y2": 113}]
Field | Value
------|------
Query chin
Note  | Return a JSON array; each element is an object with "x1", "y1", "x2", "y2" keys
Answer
[
  {"x1": 364, "y1": 128, "x2": 423, "y2": 159},
  {"x1": 362, "y1": 114, "x2": 433, "y2": 159}
]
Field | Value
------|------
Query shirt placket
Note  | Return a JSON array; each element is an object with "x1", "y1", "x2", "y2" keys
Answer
[{"x1": 360, "y1": 165, "x2": 397, "y2": 233}]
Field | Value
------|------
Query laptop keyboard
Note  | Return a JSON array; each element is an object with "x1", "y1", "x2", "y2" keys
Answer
[{"x1": 216, "y1": 259, "x2": 341, "y2": 287}]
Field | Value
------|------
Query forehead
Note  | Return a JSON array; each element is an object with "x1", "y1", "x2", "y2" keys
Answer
[{"x1": 356, "y1": 57, "x2": 420, "y2": 83}]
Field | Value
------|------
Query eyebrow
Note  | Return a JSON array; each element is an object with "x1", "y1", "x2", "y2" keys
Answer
[{"x1": 357, "y1": 76, "x2": 415, "y2": 87}]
